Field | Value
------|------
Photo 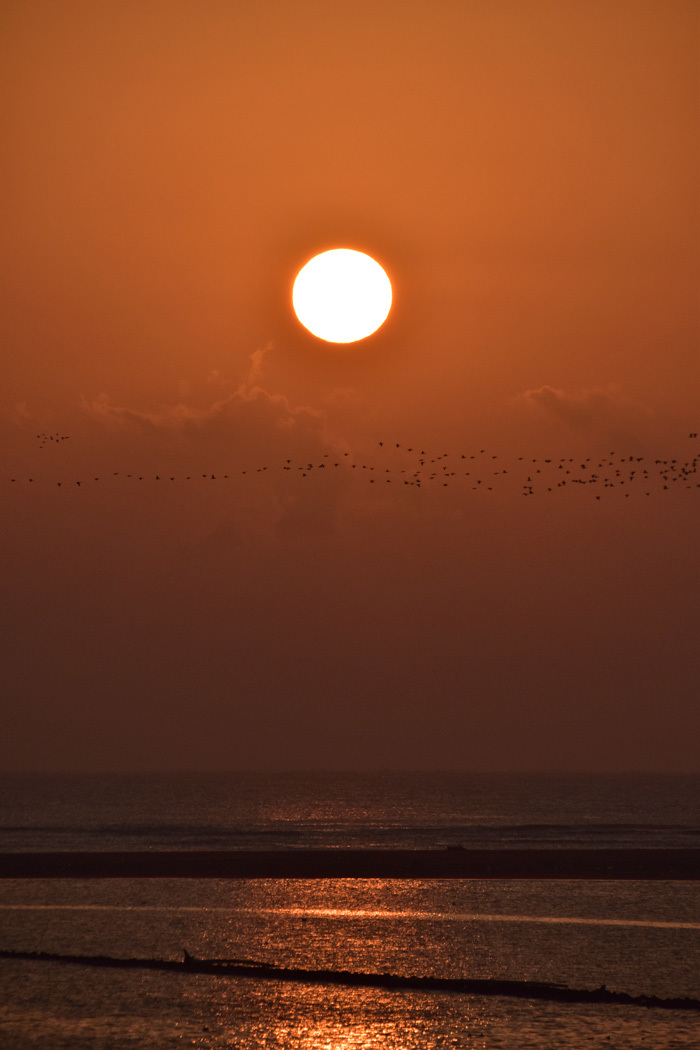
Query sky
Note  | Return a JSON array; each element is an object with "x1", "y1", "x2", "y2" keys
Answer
[{"x1": 1, "y1": 0, "x2": 698, "y2": 773}]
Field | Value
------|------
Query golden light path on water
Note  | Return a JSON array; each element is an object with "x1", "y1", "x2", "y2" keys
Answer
[
  {"x1": 2, "y1": 877, "x2": 699, "y2": 1049},
  {"x1": 2, "y1": 904, "x2": 698, "y2": 930}
]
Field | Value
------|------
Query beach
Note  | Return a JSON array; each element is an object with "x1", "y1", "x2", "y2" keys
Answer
[{"x1": 2, "y1": 847, "x2": 699, "y2": 879}]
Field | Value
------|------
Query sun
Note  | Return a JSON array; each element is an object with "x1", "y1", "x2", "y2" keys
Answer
[{"x1": 292, "y1": 249, "x2": 392, "y2": 343}]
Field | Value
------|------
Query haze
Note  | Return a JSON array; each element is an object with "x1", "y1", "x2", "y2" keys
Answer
[{"x1": 1, "y1": 0, "x2": 698, "y2": 773}]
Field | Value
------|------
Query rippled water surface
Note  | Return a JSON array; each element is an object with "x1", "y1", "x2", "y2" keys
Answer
[
  {"x1": 1, "y1": 772, "x2": 698, "y2": 1046},
  {"x1": 1, "y1": 878, "x2": 698, "y2": 1049},
  {"x1": 1, "y1": 771, "x2": 698, "y2": 851}
]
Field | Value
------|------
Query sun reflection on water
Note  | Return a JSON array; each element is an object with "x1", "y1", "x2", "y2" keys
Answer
[
  {"x1": 182, "y1": 979, "x2": 495, "y2": 1050},
  {"x1": 1, "y1": 877, "x2": 699, "y2": 1048}
]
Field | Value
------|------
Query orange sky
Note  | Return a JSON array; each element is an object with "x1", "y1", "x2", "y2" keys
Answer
[{"x1": 1, "y1": 0, "x2": 698, "y2": 772}]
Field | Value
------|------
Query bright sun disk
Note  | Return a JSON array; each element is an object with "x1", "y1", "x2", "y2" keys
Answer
[{"x1": 292, "y1": 249, "x2": 392, "y2": 343}]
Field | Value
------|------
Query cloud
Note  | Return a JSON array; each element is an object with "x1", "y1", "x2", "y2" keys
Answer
[
  {"x1": 11, "y1": 402, "x2": 32, "y2": 423},
  {"x1": 83, "y1": 346, "x2": 326, "y2": 445},
  {"x1": 520, "y1": 385, "x2": 654, "y2": 447},
  {"x1": 81, "y1": 346, "x2": 357, "y2": 544}
]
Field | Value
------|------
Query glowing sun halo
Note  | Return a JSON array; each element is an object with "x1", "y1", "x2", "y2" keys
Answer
[{"x1": 292, "y1": 249, "x2": 392, "y2": 343}]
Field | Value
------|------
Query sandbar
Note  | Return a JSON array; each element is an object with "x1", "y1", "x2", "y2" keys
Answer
[{"x1": 0, "y1": 848, "x2": 698, "y2": 879}]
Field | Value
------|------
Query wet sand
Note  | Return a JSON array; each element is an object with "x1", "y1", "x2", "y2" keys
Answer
[{"x1": 1, "y1": 848, "x2": 698, "y2": 879}]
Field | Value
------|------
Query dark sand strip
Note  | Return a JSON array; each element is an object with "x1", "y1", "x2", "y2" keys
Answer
[
  {"x1": 1, "y1": 949, "x2": 698, "y2": 1011},
  {"x1": 1, "y1": 848, "x2": 698, "y2": 879}
]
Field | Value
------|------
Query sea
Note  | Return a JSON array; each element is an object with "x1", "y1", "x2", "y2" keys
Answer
[{"x1": 0, "y1": 771, "x2": 698, "y2": 1049}]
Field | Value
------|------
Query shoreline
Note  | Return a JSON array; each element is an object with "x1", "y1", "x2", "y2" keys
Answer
[{"x1": 1, "y1": 848, "x2": 698, "y2": 879}]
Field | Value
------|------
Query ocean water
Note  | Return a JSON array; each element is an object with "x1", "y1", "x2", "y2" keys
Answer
[
  {"x1": 1, "y1": 771, "x2": 699, "y2": 852},
  {"x1": 0, "y1": 773, "x2": 699, "y2": 1049}
]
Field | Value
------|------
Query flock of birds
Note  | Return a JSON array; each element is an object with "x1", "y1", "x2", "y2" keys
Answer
[
  {"x1": 4, "y1": 432, "x2": 699, "y2": 500},
  {"x1": 35, "y1": 432, "x2": 71, "y2": 449}
]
